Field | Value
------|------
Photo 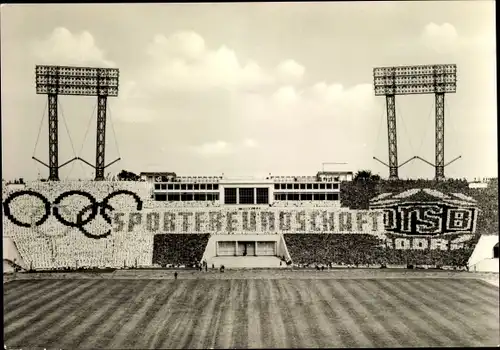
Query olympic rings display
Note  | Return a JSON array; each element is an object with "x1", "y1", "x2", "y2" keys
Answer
[{"x1": 3, "y1": 190, "x2": 143, "y2": 239}]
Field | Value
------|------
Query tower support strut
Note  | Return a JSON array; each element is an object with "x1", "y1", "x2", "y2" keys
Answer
[{"x1": 386, "y1": 94, "x2": 399, "y2": 180}]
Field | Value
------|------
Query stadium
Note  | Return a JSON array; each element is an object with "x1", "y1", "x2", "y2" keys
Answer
[
  {"x1": 3, "y1": 4, "x2": 499, "y2": 349},
  {"x1": 3, "y1": 167, "x2": 499, "y2": 348}
]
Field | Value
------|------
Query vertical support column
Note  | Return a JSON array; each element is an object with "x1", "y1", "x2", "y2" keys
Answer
[
  {"x1": 435, "y1": 92, "x2": 445, "y2": 181},
  {"x1": 95, "y1": 95, "x2": 108, "y2": 181},
  {"x1": 235, "y1": 241, "x2": 238, "y2": 256},
  {"x1": 385, "y1": 94, "x2": 399, "y2": 180},
  {"x1": 47, "y1": 93, "x2": 59, "y2": 181}
]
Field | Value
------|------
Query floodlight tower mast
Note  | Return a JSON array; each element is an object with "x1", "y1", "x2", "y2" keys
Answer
[
  {"x1": 35, "y1": 65, "x2": 121, "y2": 181},
  {"x1": 373, "y1": 64, "x2": 458, "y2": 181},
  {"x1": 35, "y1": 66, "x2": 77, "y2": 181},
  {"x1": 385, "y1": 93, "x2": 399, "y2": 179}
]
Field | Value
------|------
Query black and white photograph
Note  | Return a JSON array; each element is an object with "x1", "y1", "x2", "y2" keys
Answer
[{"x1": 1, "y1": 2, "x2": 498, "y2": 349}]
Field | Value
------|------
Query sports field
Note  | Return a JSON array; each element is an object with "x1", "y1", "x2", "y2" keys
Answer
[{"x1": 4, "y1": 274, "x2": 499, "y2": 349}]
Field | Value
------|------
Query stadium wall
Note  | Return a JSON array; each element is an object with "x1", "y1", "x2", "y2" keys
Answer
[
  {"x1": 3, "y1": 237, "x2": 27, "y2": 271},
  {"x1": 468, "y1": 235, "x2": 499, "y2": 272}
]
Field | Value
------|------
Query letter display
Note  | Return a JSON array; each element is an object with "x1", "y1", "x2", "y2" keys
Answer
[
  {"x1": 369, "y1": 188, "x2": 480, "y2": 251},
  {"x1": 108, "y1": 209, "x2": 383, "y2": 234},
  {"x1": 370, "y1": 189, "x2": 479, "y2": 236},
  {"x1": 3, "y1": 190, "x2": 142, "y2": 239},
  {"x1": 3, "y1": 187, "x2": 478, "y2": 255}
]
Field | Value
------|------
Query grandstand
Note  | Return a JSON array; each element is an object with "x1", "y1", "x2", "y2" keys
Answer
[{"x1": 2, "y1": 172, "x2": 498, "y2": 271}]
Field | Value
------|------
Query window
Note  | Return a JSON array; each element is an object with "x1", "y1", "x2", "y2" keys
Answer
[
  {"x1": 207, "y1": 193, "x2": 214, "y2": 201},
  {"x1": 181, "y1": 184, "x2": 187, "y2": 190},
  {"x1": 287, "y1": 184, "x2": 292, "y2": 190},
  {"x1": 174, "y1": 184, "x2": 180, "y2": 190},
  {"x1": 155, "y1": 194, "x2": 166, "y2": 201},
  {"x1": 275, "y1": 193, "x2": 286, "y2": 201},
  {"x1": 333, "y1": 193, "x2": 339, "y2": 200},
  {"x1": 161, "y1": 184, "x2": 167, "y2": 190},
  {"x1": 300, "y1": 184, "x2": 306, "y2": 189},
  {"x1": 168, "y1": 193, "x2": 180, "y2": 201},
  {"x1": 293, "y1": 184, "x2": 299, "y2": 190},
  {"x1": 225, "y1": 188, "x2": 237, "y2": 204},
  {"x1": 239, "y1": 188, "x2": 254, "y2": 204},
  {"x1": 280, "y1": 184, "x2": 287, "y2": 190},
  {"x1": 333, "y1": 183, "x2": 339, "y2": 190},
  {"x1": 289, "y1": 193, "x2": 299, "y2": 201},
  {"x1": 256, "y1": 188, "x2": 269, "y2": 204},
  {"x1": 181, "y1": 193, "x2": 193, "y2": 201},
  {"x1": 315, "y1": 193, "x2": 326, "y2": 200},
  {"x1": 274, "y1": 184, "x2": 280, "y2": 190},
  {"x1": 320, "y1": 184, "x2": 326, "y2": 189},
  {"x1": 307, "y1": 184, "x2": 312, "y2": 189},
  {"x1": 207, "y1": 184, "x2": 213, "y2": 190},
  {"x1": 327, "y1": 193, "x2": 334, "y2": 200},
  {"x1": 193, "y1": 184, "x2": 199, "y2": 190},
  {"x1": 187, "y1": 184, "x2": 193, "y2": 190},
  {"x1": 301, "y1": 193, "x2": 313, "y2": 201},
  {"x1": 494, "y1": 243, "x2": 499, "y2": 259},
  {"x1": 168, "y1": 184, "x2": 173, "y2": 190},
  {"x1": 200, "y1": 184, "x2": 206, "y2": 190},
  {"x1": 326, "y1": 183, "x2": 332, "y2": 189},
  {"x1": 313, "y1": 184, "x2": 319, "y2": 190},
  {"x1": 213, "y1": 184, "x2": 219, "y2": 190},
  {"x1": 154, "y1": 184, "x2": 161, "y2": 190}
]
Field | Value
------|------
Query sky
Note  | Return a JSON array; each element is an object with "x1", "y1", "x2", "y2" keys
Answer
[{"x1": 1, "y1": 2, "x2": 497, "y2": 181}]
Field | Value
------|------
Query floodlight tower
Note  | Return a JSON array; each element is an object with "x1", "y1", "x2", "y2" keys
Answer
[
  {"x1": 35, "y1": 66, "x2": 76, "y2": 181},
  {"x1": 373, "y1": 64, "x2": 458, "y2": 181},
  {"x1": 35, "y1": 65, "x2": 121, "y2": 181}
]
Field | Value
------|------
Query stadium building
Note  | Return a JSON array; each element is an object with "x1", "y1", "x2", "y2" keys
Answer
[{"x1": 140, "y1": 170, "x2": 354, "y2": 267}]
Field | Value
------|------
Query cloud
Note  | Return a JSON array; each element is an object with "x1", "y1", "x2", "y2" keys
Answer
[
  {"x1": 243, "y1": 138, "x2": 258, "y2": 148},
  {"x1": 112, "y1": 30, "x2": 377, "y2": 134},
  {"x1": 192, "y1": 140, "x2": 234, "y2": 156},
  {"x1": 32, "y1": 27, "x2": 115, "y2": 67},
  {"x1": 148, "y1": 31, "x2": 206, "y2": 61},
  {"x1": 192, "y1": 138, "x2": 259, "y2": 157},
  {"x1": 146, "y1": 31, "x2": 274, "y2": 91},
  {"x1": 272, "y1": 85, "x2": 299, "y2": 104},
  {"x1": 420, "y1": 22, "x2": 459, "y2": 54},
  {"x1": 276, "y1": 59, "x2": 305, "y2": 83}
]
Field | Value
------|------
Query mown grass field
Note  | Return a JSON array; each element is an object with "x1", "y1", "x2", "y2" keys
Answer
[{"x1": 3, "y1": 276, "x2": 499, "y2": 349}]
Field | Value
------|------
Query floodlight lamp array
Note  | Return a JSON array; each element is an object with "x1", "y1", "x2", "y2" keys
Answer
[
  {"x1": 373, "y1": 64, "x2": 456, "y2": 77},
  {"x1": 35, "y1": 65, "x2": 120, "y2": 97},
  {"x1": 373, "y1": 64, "x2": 457, "y2": 96}
]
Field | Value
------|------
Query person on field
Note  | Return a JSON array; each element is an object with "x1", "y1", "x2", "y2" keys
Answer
[{"x1": 174, "y1": 272, "x2": 178, "y2": 280}]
